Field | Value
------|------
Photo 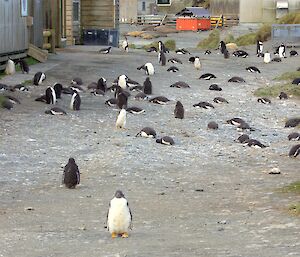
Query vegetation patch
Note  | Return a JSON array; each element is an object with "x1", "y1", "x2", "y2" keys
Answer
[
  {"x1": 224, "y1": 33, "x2": 235, "y2": 44},
  {"x1": 143, "y1": 39, "x2": 176, "y2": 51},
  {"x1": 278, "y1": 12, "x2": 300, "y2": 24},
  {"x1": 281, "y1": 181, "x2": 300, "y2": 194},
  {"x1": 288, "y1": 204, "x2": 300, "y2": 216},
  {"x1": 235, "y1": 33, "x2": 257, "y2": 46},
  {"x1": 0, "y1": 95, "x2": 5, "y2": 107},
  {"x1": 128, "y1": 43, "x2": 136, "y2": 49},
  {"x1": 126, "y1": 31, "x2": 145, "y2": 37},
  {"x1": 197, "y1": 29, "x2": 220, "y2": 49},
  {"x1": 256, "y1": 24, "x2": 271, "y2": 41},
  {"x1": 254, "y1": 83, "x2": 300, "y2": 98},
  {"x1": 274, "y1": 71, "x2": 300, "y2": 81},
  {"x1": 21, "y1": 79, "x2": 33, "y2": 85}
]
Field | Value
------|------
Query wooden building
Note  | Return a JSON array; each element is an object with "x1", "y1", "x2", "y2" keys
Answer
[{"x1": 120, "y1": 0, "x2": 138, "y2": 23}]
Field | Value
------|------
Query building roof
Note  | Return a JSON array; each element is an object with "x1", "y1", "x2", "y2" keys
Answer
[{"x1": 176, "y1": 7, "x2": 210, "y2": 18}]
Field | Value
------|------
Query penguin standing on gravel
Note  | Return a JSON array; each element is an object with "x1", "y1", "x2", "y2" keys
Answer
[
  {"x1": 278, "y1": 43, "x2": 286, "y2": 58},
  {"x1": 62, "y1": 158, "x2": 80, "y2": 189},
  {"x1": 116, "y1": 109, "x2": 126, "y2": 129},
  {"x1": 122, "y1": 36, "x2": 129, "y2": 52},
  {"x1": 4, "y1": 58, "x2": 16, "y2": 75},
  {"x1": 256, "y1": 40, "x2": 263, "y2": 57},
  {"x1": 143, "y1": 77, "x2": 152, "y2": 94},
  {"x1": 158, "y1": 41, "x2": 167, "y2": 53},
  {"x1": 45, "y1": 86, "x2": 57, "y2": 104},
  {"x1": 70, "y1": 91, "x2": 81, "y2": 110},
  {"x1": 264, "y1": 52, "x2": 271, "y2": 63},
  {"x1": 106, "y1": 190, "x2": 132, "y2": 238},
  {"x1": 158, "y1": 51, "x2": 166, "y2": 66},
  {"x1": 174, "y1": 101, "x2": 184, "y2": 119},
  {"x1": 194, "y1": 56, "x2": 201, "y2": 70}
]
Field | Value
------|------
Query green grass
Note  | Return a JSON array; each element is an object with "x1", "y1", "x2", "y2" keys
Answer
[
  {"x1": 235, "y1": 33, "x2": 257, "y2": 46},
  {"x1": 1, "y1": 56, "x2": 39, "y2": 76},
  {"x1": 254, "y1": 83, "x2": 300, "y2": 98},
  {"x1": 197, "y1": 29, "x2": 220, "y2": 49},
  {"x1": 143, "y1": 39, "x2": 176, "y2": 51},
  {"x1": 256, "y1": 24, "x2": 271, "y2": 41},
  {"x1": 278, "y1": 12, "x2": 300, "y2": 24},
  {"x1": 128, "y1": 43, "x2": 136, "y2": 49},
  {"x1": 288, "y1": 204, "x2": 300, "y2": 216},
  {"x1": 281, "y1": 181, "x2": 300, "y2": 194},
  {"x1": 0, "y1": 95, "x2": 5, "y2": 106},
  {"x1": 224, "y1": 33, "x2": 235, "y2": 44},
  {"x1": 274, "y1": 71, "x2": 300, "y2": 81}
]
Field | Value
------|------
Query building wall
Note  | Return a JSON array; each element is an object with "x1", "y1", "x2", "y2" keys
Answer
[
  {"x1": 66, "y1": 0, "x2": 73, "y2": 45},
  {"x1": 81, "y1": 0, "x2": 118, "y2": 29},
  {"x1": 209, "y1": 0, "x2": 239, "y2": 16},
  {"x1": 157, "y1": 0, "x2": 195, "y2": 14},
  {"x1": 120, "y1": 0, "x2": 137, "y2": 23},
  {"x1": 137, "y1": 0, "x2": 157, "y2": 15}
]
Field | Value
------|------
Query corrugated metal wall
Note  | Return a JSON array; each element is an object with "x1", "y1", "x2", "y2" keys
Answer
[
  {"x1": 210, "y1": 0, "x2": 239, "y2": 16},
  {"x1": 81, "y1": 0, "x2": 119, "y2": 29},
  {"x1": 0, "y1": 0, "x2": 28, "y2": 55}
]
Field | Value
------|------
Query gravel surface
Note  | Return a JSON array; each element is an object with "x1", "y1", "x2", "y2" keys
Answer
[{"x1": 0, "y1": 32, "x2": 299, "y2": 257}]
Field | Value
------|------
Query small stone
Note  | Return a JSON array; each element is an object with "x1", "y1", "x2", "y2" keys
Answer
[
  {"x1": 25, "y1": 207, "x2": 34, "y2": 211},
  {"x1": 195, "y1": 189, "x2": 204, "y2": 192}
]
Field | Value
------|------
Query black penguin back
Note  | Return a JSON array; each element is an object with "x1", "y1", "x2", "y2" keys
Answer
[
  {"x1": 174, "y1": 101, "x2": 184, "y2": 119},
  {"x1": 143, "y1": 77, "x2": 152, "y2": 95},
  {"x1": 63, "y1": 158, "x2": 80, "y2": 188},
  {"x1": 117, "y1": 92, "x2": 128, "y2": 109}
]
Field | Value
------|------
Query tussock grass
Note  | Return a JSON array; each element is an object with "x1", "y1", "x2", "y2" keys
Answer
[
  {"x1": 288, "y1": 204, "x2": 300, "y2": 216},
  {"x1": 256, "y1": 24, "x2": 271, "y2": 41},
  {"x1": 128, "y1": 43, "x2": 136, "y2": 49},
  {"x1": 0, "y1": 95, "x2": 5, "y2": 107},
  {"x1": 235, "y1": 33, "x2": 257, "y2": 46},
  {"x1": 281, "y1": 181, "x2": 300, "y2": 194},
  {"x1": 126, "y1": 31, "x2": 145, "y2": 37},
  {"x1": 275, "y1": 71, "x2": 300, "y2": 81},
  {"x1": 21, "y1": 79, "x2": 32, "y2": 85},
  {"x1": 254, "y1": 83, "x2": 300, "y2": 98},
  {"x1": 278, "y1": 12, "x2": 300, "y2": 24},
  {"x1": 143, "y1": 39, "x2": 176, "y2": 51},
  {"x1": 197, "y1": 29, "x2": 220, "y2": 49},
  {"x1": 224, "y1": 33, "x2": 235, "y2": 44}
]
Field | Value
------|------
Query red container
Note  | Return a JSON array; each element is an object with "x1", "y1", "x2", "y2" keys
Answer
[{"x1": 176, "y1": 17, "x2": 211, "y2": 31}]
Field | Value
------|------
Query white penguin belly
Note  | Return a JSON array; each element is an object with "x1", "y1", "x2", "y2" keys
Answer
[{"x1": 108, "y1": 200, "x2": 131, "y2": 233}]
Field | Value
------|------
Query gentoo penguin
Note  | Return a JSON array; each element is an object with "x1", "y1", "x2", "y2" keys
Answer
[
  {"x1": 279, "y1": 92, "x2": 288, "y2": 100},
  {"x1": 143, "y1": 77, "x2": 152, "y2": 95},
  {"x1": 246, "y1": 66, "x2": 261, "y2": 73},
  {"x1": 126, "y1": 106, "x2": 145, "y2": 114},
  {"x1": 129, "y1": 85, "x2": 143, "y2": 92},
  {"x1": 189, "y1": 56, "x2": 195, "y2": 63},
  {"x1": 175, "y1": 48, "x2": 190, "y2": 55},
  {"x1": 257, "y1": 97, "x2": 271, "y2": 104},
  {"x1": 1, "y1": 99, "x2": 13, "y2": 110},
  {"x1": 223, "y1": 49, "x2": 230, "y2": 59},
  {"x1": 99, "y1": 46, "x2": 112, "y2": 54},
  {"x1": 117, "y1": 75, "x2": 128, "y2": 89},
  {"x1": 219, "y1": 41, "x2": 226, "y2": 54},
  {"x1": 62, "y1": 87, "x2": 75, "y2": 95},
  {"x1": 264, "y1": 52, "x2": 271, "y2": 63},
  {"x1": 227, "y1": 118, "x2": 246, "y2": 127},
  {"x1": 256, "y1": 40, "x2": 263, "y2": 57},
  {"x1": 88, "y1": 82, "x2": 98, "y2": 90},
  {"x1": 45, "y1": 107, "x2": 67, "y2": 115},
  {"x1": 149, "y1": 96, "x2": 170, "y2": 105},
  {"x1": 33, "y1": 72, "x2": 46, "y2": 85},
  {"x1": 193, "y1": 101, "x2": 215, "y2": 109},
  {"x1": 71, "y1": 77, "x2": 83, "y2": 85},
  {"x1": 13, "y1": 84, "x2": 29, "y2": 91},
  {"x1": 97, "y1": 77, "x2": 107, "y2": 92},
  {"x1": 194, "y1": 57, "x2": 201, "y2": 70},
  {"x1": 209, "y1": 84, "x2": 222, "y2": 91},
  {"x1": 228, "y1": 76, "x2": 245, "y2": 83},
  {"x1": 174, "y1": 101, "x2": 184, "y2": 119},
  {"x1": 0, "y1": 83, "x2": 8, "y2": 91},
  {"x1": 243, "y1": 139, "x2": 267, "y2": 148},
  {"x1": 105, "y1": 98, "x2": 117, "y2": 107},
  {"x1": 91, "y1": 89, "x2": 105, "y2": 96},
  {"x1": 288, "y1": 132, "x2": 300, "y2": 141},
  {"x1": 207, "y1": 121, "x2": 218, "y2": 130},
  {"x1": 4, "y1": 58, "x2": 15, "y2": 75},
  {"x1": 107, "y1": 190, "x2": 132, "y2": 238},
  {"x1": 199, "y1": 73, "x2": 216, "y2": 80},
  {"x1": 116, "y1": 91, "x2": 128, "y2": 109},
  {"x1": 62, "y1": 158, "x2": 80, "y2": 189},
  {"x1": 235, "y1": 134, "x2": 250, "y2": 143},
  {"x1": 204, "y1": 50, "x2": 212, "y2": 55},
  {"x1": 158, "y1": 51, "x2": 166, "y2": 66},
  {"x1": 146, "y1": 46, "x2": 157, "y2": 52},
  {"x1": 290, "y1": 50, "x2": 298, "y2": 57},
  {"x1": 289, "y1": 144, "x2": 300, "y2": 157},
  {"x1": 3, "y1": 95, "x2": 20, "y2": 104},
  {"x1": 137, "y1": 63, "x2": 154, "y2": 75},
  {"x1": 158, "y1": 41, "x2": 167, "y2": 53},
  {"x1": 122, "y1": 36, "x2": 129, "y2": 52},
  {"x1": 70, "y1": 92, "x2": 81, "y2": 110},
  {"x1": 136, "y1": 127, "x2": 156, "y2": 138},
  {"x1": 233, "y1": 50, "x2": 248, "y2": 58},
  {"x1": 53, "y1": 83, "x2": 63, "y2": 99},
  {"x1": 237, "y1": 122, "x2": 254, "y2": 132},
  {"x1": 45, "y1": 86, "x2": 57, "y2": 104},
  {"x1": 292, "y1": 78, "x2": 300, "y2": 85},
  {"x1": 278, "y1": 43, "x2": 286, "y2": 58},
  {"x1": 116, "y1": 109, "x2": 126, "y2": 129},
  {"x1": 15, "y1": 58, "x2": 29, "y2": 74},
  {"x1": 156, "y1": 136, "x2": 175, "y2": 145},
  {"x1": 272, "y1": 57, "x2": 282, "y2": 62},
  {"x1": 168, "y1": 58, "x2": 182, "y2": 64},
  {"x1": 167, "y1": 66, "x2": 179, "y2": 72},
  {"x1": 285, "y1": 118, "x2": 300, "y2": 128},
  {"x1": 170, "y1": 81, "x2": 190, "y2": 88},
  {"x1": 213, "y1": 97, "x2": 228, "y2": 104},
  {"x1": 135, "y1": 92, "x2": 149, "y2": 101}
]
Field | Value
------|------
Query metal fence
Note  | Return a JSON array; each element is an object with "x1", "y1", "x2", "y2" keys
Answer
[{"x1": 271, "y1": 24, "x2": 300, "y2": 47}]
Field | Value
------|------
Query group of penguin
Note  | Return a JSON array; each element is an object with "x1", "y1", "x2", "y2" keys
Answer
[{"x1": 1, "y1": 35, "x2": 300, "y2": 239}]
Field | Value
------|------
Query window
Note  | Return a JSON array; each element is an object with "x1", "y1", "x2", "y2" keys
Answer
[
  {"x1": 73, "y1": 2, "x2": 79, "y2": 22},
  {"x1": 142, "y1": 1, "x2": 146, "y2": 11},
  {"x1": 156, "y1": 0, "x2": 171, "y2": 6}
]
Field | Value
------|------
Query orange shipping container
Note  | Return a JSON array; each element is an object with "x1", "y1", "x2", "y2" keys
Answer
[{"x1": 176, "y1": 17, "x2": 211, "y2": 31}]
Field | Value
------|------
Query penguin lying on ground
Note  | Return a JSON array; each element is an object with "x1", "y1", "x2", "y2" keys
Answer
[
  {"x1": 213, "y1": 97, "x2": 228, "y2": 104},
  {"x1": 149, "y1": 96, "x2": 170, "y2": 105},
  {"x1": 136, "y1": 127, "x2": 157, "y2": 138},
  {"x1": 167, "y1": 66, "x2": 179, "y2": 72},
  {"x1": 170, "y1": 81, "x2": 190, "y2": 88},
  {"x1": 288, "y1": 132, "x2": 300, "y2": 141},
  {"x1": 168, "y1": 58, "x2": 182, "y2": 64},
  {"x1": 156, "y1": 136, "x2": 175, "y2": 145},
  {"x1": 199, "y1": 73, "x2": 216, "y2": 80},
  {"x1": 33, "y1": 72, "x2": 46, "y2": 85},
  {"x1": 45, "y1": 107, "x2": 67, "y2": 115},
  {"x1": 228, "y1": 76, "x2": 245, "y2": 83},
  {"x1": 288, "y1": 144, "x2": 300, "y2": 158},
  {"x1": 99, "y1": 46, "x2": 112, "y2": 54}
]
